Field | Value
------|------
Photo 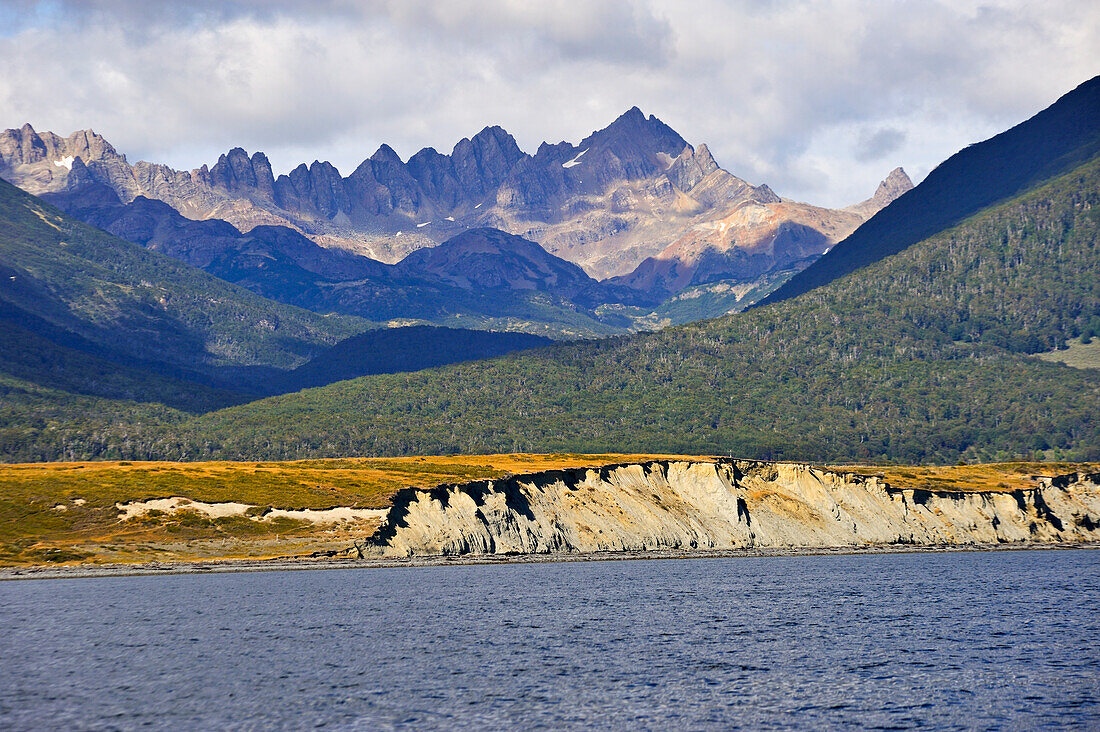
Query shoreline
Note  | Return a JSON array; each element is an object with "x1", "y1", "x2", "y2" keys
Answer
[{"x1": 2, "y1": 541, "x2": 1097, "y2": 581}]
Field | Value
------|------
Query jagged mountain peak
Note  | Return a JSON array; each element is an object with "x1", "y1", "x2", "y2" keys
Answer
[
  {"x1": 843, "y1": 166, "x2": 914, "y2": 218},
  {"x1": 614, "y1": 106, "x2": 646, "y2": 124},
  {"x1": 408, "y1": 146, "x2": 444, "y2": 163},
  {"x1": 693, "y1": 143, "x2": 718, "y2": 170},
  {"x1": 309, "y1": 159, "x2": 341, "y2": 175},
  {"x1": 371, "y1": 143, "x2": 404, "y2": 165},
  {"x1": 462, "y1": 124, "x2": 521, "y2": 152},
  {"x1": 2, "y1": 110, "x2": 854, "y2": 288},
  {"x1": 874, "y1": 167, "x2": 913, "y2": 202},
  {"x1": 2, "y1": 124, "x2": 116, "y2": 158},
  {"x1": 585, "y1": 106, "x2": 683, "y2": 146}
]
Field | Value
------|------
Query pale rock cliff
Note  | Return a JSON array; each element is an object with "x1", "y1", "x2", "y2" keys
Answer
[{"x1": 355, "y1": 460, "x2": 1100, "y2": 557}]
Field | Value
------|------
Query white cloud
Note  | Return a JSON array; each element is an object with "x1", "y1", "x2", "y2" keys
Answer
[{"x1": 0, "y1": 0, "x2": 1097, "y2": 206}]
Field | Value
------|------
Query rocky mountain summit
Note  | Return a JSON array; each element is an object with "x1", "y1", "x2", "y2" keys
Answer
[
  {"x1": 1, "y1": 113, "x2": 906, "y2": 306},
  {"x1": 844, "y1": 167, "x2": 914, "y2": 218},
  {"x1": 614, "y1": 168, "x2": 913, "y2": 304}
]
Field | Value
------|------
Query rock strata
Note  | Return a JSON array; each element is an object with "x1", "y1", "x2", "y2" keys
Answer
[{"x1": 354, "y1": 460, "x2": 1100, "y2": 557}]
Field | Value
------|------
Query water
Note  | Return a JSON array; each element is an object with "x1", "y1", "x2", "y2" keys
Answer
[{"x1": 1, "y1": 550, "x2": 1098, "y2": 730}]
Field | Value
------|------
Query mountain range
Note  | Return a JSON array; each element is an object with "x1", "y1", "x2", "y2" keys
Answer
[
  {"x1": 1, "y1": 75, "x2": 1095, "y2": 464},
  {"x1": 1, "y1": 110, "x2": 910, "y2": 332}
]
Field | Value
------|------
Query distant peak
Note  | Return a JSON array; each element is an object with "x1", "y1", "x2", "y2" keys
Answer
[
  {"x1": 884, "y1": 167, "x2": 912, "y2": 185},
  {"x1": 408, "y1": 146, "x2": 443, "y2": 163},
  {"x1": 694, "y1": 143, "x2": 718, "y2": 172},
  {"x1": 474, "y1": 124, "x2": 511, "y2": 140},
  {"x1": 614, "y1": 106, "x2": 647, "y2": 124},
  {"x1": 309, "y1": 160, "x2": 340, "y2": 175},
  {"x1": 371, "y1": 143, "x2": 403, "y2": 164},
  {"x1": 221, "y1": 147, "x2": 251, "y2": 162},
  {"x1": 874, "y1": 167, "x2": 914, "y2": 204}
]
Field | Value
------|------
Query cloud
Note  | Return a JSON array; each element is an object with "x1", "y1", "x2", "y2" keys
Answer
[
  {"x1": 854, "y1": 128, "x2": 906, "y2": 163},
  {"x1": 1, "y1": 0, "x2": 1097, "y2": 206}
]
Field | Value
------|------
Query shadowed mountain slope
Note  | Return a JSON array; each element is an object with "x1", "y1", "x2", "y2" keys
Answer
[
  {"x1": 39, "y1": 186, "x2": 633, "y2": 338},
  {"x1": 0, "y1": 178, "x2": 366, "y2": 386},
  {"x1": 282, "y1": 326, "x2": 552, "y2": 391}
]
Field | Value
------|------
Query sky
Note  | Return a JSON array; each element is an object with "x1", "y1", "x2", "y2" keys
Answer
[{"x1": 1, "y1": 0, "x2": 1098, "y2": 207}]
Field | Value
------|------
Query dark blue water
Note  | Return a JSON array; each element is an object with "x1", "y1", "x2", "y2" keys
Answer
[{"x1": 2, "y1": 550, "x2": 1098, "y2": 730}]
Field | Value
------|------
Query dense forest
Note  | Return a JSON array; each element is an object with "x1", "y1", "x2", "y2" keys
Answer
[{"x1": 12, "y1": 156, "x2": 1091, "y2": 464}]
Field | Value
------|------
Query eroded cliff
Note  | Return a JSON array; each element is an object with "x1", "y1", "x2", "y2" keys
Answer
[{"x1": 355, "y1": 460, "x2": 1100, "y2": 557}]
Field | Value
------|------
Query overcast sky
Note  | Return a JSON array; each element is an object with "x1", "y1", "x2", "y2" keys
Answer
[{"x1": 2, "y1": 0, "x2": 1098, "y2": 207}]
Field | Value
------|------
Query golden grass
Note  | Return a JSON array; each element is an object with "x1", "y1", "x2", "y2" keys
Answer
[{"x1": 833, "y1": 462, "x2": 1100, "y2": 493}]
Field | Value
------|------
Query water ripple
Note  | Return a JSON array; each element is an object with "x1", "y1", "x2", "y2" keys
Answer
[{"x1": 1, "y1": 550, "x2": 1098, "y2": 730}]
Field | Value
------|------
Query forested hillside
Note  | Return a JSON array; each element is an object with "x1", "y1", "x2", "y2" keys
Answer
[
  {"x1": 0, "y1": 179, "x2": 366, "y2": 380},
  {"x1": 77, "y1": 156, "x2": 1100, "y2": 464}
]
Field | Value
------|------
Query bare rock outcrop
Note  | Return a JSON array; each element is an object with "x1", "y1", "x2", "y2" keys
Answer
[{"x1": 355, "y1": 460, "x2": 1100, "y2": 557}]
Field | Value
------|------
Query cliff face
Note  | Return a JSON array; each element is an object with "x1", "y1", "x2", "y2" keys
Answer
[{"x1": 357, "y1": 461, "x2": 1100, "y2": 557}]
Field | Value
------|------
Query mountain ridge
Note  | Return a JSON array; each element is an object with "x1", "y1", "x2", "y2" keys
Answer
[
  {"x1": 1, "y1": 110, "x2": 905, "y2": 299},
  {"x1": 155, "y1": 152, "x2": 1100, "y2": 464},
  {"x1": 1, "y1": 77, "x2": 1097, "y2": 463}
]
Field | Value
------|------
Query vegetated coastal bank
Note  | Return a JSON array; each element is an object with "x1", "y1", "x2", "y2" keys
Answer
[
  {"x1": 352, "y1": 459, "x2": 1100, "y2": 558},
  {"x1": 4, "y1": 458, "x2": 1098, "y2": 580}
]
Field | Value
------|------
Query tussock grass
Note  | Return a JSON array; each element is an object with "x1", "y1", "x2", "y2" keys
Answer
[
  {"x1": 836, "y1": 462, "x2": 1099, "y2": 493},
  {"x1": 1038, "y1": 338, "x2": 1100, "y2": 371}
]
